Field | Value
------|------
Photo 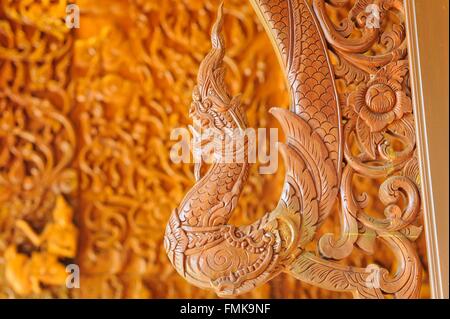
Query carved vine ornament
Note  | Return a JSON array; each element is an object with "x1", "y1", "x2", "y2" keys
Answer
[{"x1": 164, "y1": 0, "x2": 422, "y2": 298}]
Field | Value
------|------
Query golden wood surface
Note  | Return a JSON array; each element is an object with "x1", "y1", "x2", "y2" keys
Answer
[
  {"x1": 405, "y1": 0, "x2": 449, "y2": 298},
  {"x1": 0, "y1": 0, "x2": 430, "y2": 298}
]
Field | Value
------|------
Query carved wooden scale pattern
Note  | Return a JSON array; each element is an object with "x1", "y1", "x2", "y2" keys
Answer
[{"x1": 164, "y1": 0, "x2": 423, "y2": 298}]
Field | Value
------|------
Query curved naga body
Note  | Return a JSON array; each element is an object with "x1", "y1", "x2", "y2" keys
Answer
[
  {"x1": 165, "y1": 0, "x2": 422, "y2": 298},
  {"x1": 165, "y1": 0, "x2": 340, "y2": 296}
]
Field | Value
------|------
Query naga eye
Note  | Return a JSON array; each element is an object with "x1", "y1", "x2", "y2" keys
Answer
[{"x1": 200, "y1": 100, "x2": 211, "y2": 112}]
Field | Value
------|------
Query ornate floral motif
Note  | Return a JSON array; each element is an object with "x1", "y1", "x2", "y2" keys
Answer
[{"x1": 346, "y1": 61, "x2": 413, "y2": 158}]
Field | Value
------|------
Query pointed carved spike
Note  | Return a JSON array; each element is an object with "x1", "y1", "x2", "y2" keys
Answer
[
  {"x1": 271, "y1": 107, "x2": 338, "y2": 227},
  {"x1": 211, "y1": 2, "x2": 225, "y2": 50}
]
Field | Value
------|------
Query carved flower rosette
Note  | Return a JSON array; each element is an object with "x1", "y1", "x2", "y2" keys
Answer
[{"x1": 346, "y1": 61, "x2": 413, "y2": 160}]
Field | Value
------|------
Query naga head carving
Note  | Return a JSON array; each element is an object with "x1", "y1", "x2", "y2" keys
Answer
[
  {"x1": 189, "y1": 3, "x2": 248, "y2": 180},
  {"x1": 189, "y1": 3, "x2": 246, "y2": 135}
]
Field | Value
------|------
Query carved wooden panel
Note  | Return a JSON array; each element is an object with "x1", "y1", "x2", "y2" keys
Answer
[{"x1": 0, "y1": 0, "x2": 430, "y2": 298}]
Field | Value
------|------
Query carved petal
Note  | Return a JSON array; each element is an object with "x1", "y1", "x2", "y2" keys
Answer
[
  {"x1": 349, "y1": 85, "x2": 367, "y2": 114},
  {"x1": 375, "y1": 60, "x2": 409, "y2": 89},
  {"x1": 388, "y1": 114, "x2": 415, "y2": 141},
  {"x1": 394, "y1": 91, "x2": 413, "y2": 118},
  {"x1": 356, "y1": 117, "x2": 377, "y2": 159},
  {"x1": 359, "y1": 105, "x2": 395, "y2": 132}
]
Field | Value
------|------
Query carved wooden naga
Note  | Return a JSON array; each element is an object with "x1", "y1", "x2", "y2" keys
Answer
[{"x1": 165, "y1": 0, "x2": 422, "y2": 299}]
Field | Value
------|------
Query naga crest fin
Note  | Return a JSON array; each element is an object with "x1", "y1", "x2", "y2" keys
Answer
[{"x1": 196, "y1": 2, "x2": 231, "y2": 107}]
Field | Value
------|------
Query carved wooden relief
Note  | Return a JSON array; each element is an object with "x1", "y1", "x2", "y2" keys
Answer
[
  {"x1": 165, "y1": 0, "x2": 425, "y2": 299},
  {"x1": 0, "y1": 0, "x2": 77, "y2": 298},
  {"x1": 0, "y1": 0, "x2": 429, "y2": 299}
]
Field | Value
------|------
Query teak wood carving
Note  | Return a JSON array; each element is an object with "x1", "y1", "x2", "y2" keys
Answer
[{"x1": 164, "y1": 0, "x2": 422, "y2": 298}]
